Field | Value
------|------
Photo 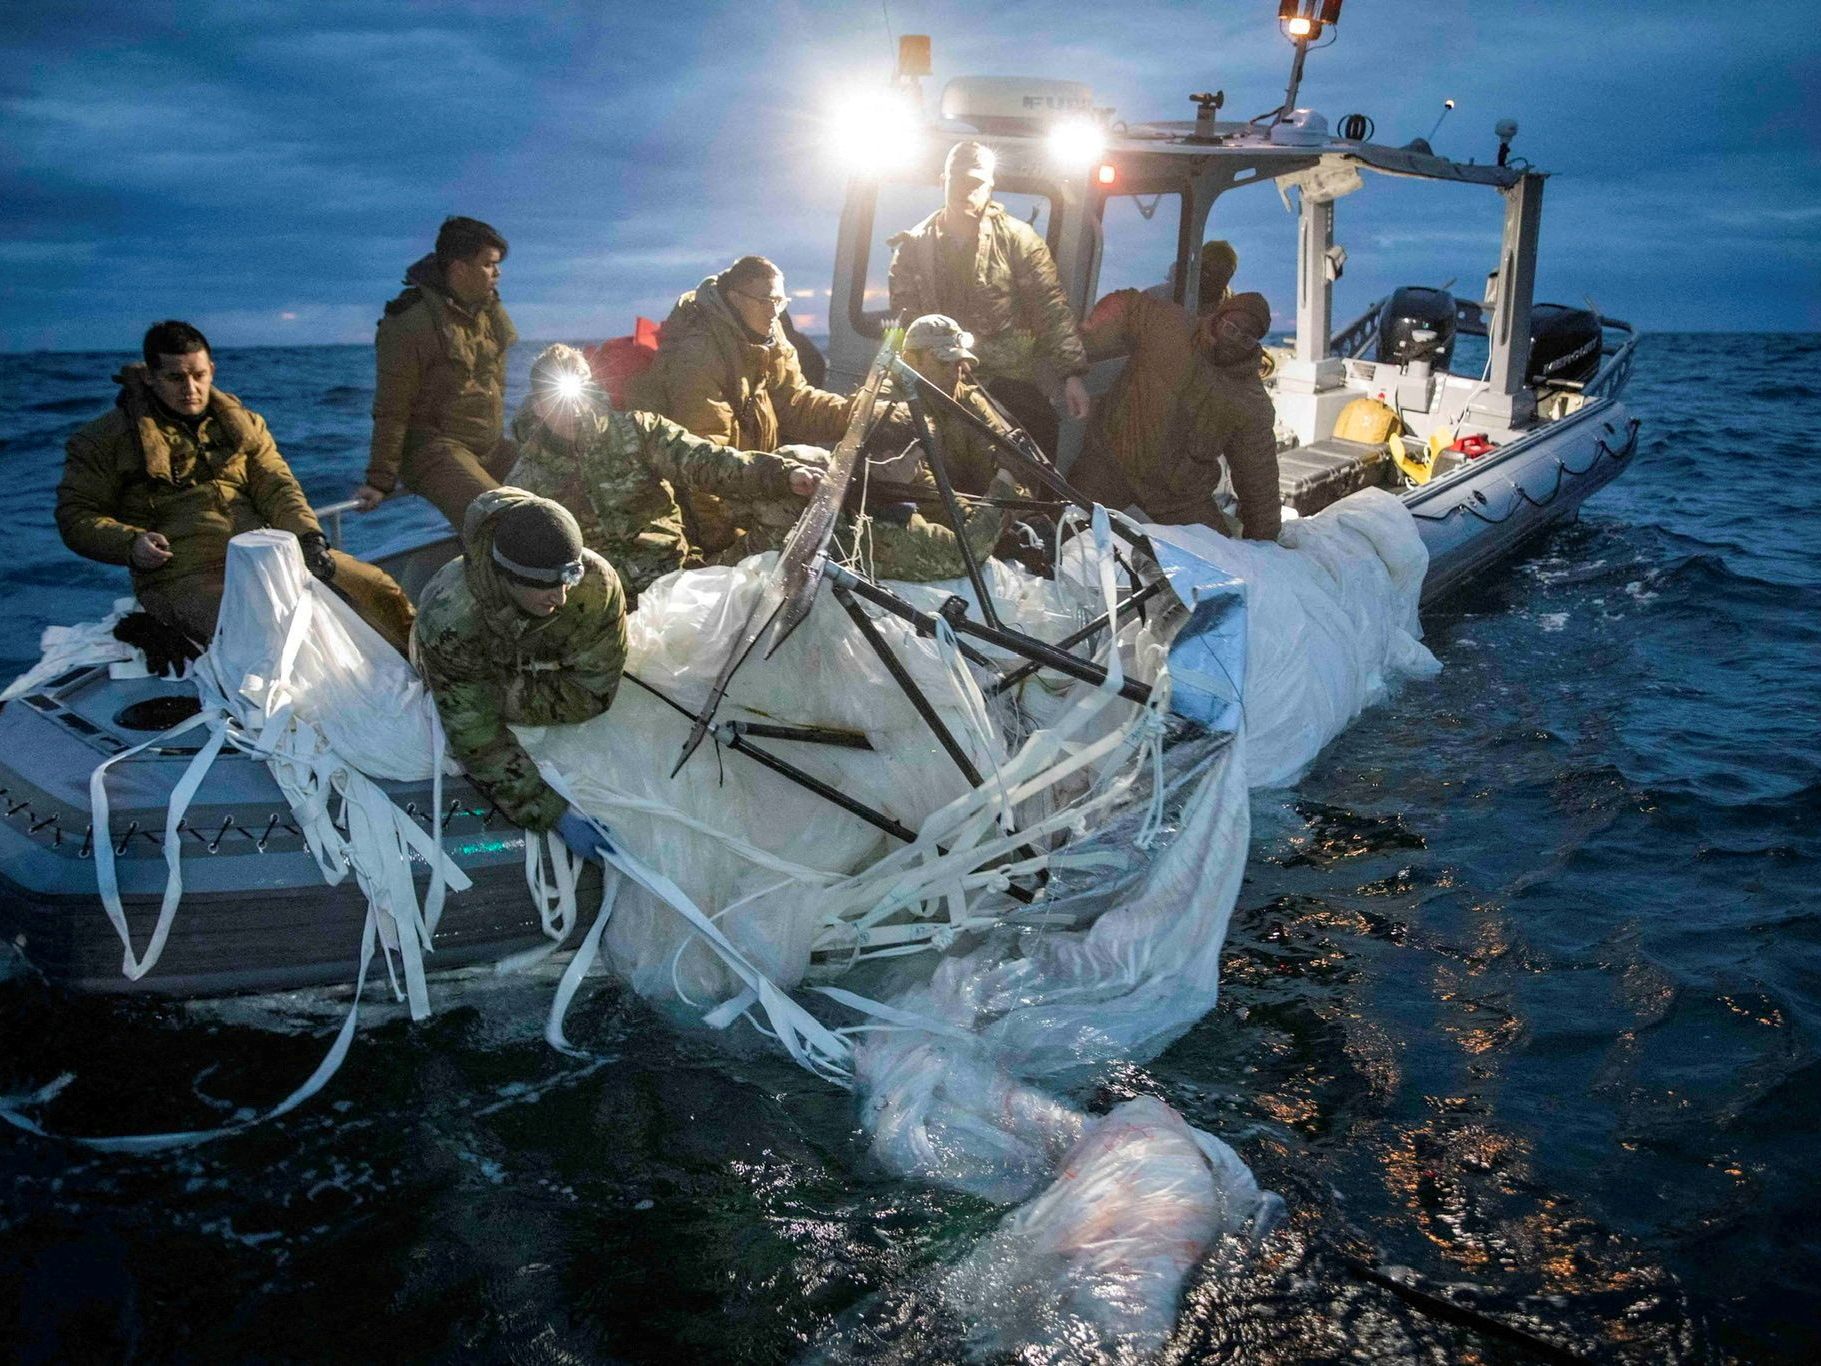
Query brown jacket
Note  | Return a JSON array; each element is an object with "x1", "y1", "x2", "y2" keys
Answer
[
  {"x1": 58, "y1": 368, "x2": 322, "y2": 585},
  {"x1": 630, "y1": 276, "x2": 855, "y2": 452},
  {"x1": 888, "y1": 204, "x2": 1088, "y2": 390},
  {"x1": 1075, "y1": 289, "x2": 1281, "y2": 539},
  {"x1": 367, "y1": 255, "x2": 518, "y2": 492}
]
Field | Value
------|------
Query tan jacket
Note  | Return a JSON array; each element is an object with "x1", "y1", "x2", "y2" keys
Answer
[
  {"x1": 367, "y1": 254, "x2": 518, "y2": 491},
  {"x1": 630, "y1": 276, "x2": 855, "y2": 451},
  {"x1": 58, "y1": 368, "x2": 322, "y2": 587},
  {"x1": 1076, "y1": 289, "x2": 1281, "y2": 539}
]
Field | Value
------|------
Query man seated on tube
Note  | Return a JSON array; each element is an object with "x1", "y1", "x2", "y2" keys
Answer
[{"x1": 505, "y1": 344, "x2": 820, "y2": 608}]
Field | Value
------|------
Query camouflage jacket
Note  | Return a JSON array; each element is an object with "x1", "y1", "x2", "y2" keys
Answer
[
  {"x1": 58, "y1": 367, "x2": 322, "y2": 590},
  {"x1": 888, "y1": 204, "x2": 1088, "y2": 390},
  {"x1": 506, "y1": 403, "x2": 804, "y2": 602},
  {"x1": 720, "y1": 478, "x2": 1005, "y2": 585},
  {"x1": 367, "y1": 254, "x2": 518, "y2": 492},
  {"x1": 411, "y1": 488, "x2": 628, "y2": 832},
  {"x1": 879, "y1": 369, "x2": 1021, "y2": 499},
  {"x1": 629, "y1": 276, "x2": 855, "y2": 452},
  {"x1": 1076, "y1": 289, "x2": 1281, "y2": 539}
]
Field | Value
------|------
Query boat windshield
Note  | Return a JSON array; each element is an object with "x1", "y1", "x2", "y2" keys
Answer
[{"x1": 1096, "y1": 189, "x2": 1188, "y2": 301}]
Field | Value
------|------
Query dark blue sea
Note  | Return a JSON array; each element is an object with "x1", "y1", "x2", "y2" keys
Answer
[{"x1": 2, "y1": 335, "x2": 1817, "y2": 1362}]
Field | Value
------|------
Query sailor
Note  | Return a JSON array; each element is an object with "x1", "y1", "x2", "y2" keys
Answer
[
  {"x1": 56, "y1": 320, "x2": 416, "y2": 654},
  {"x1": 352, "y1": 216, "x2": 518, "y2": 527},
  {"x1": 1149, "y1": 239, "x2": 1241, "y2": 314},
  {"x1": 412, "y1": 488, "x2": 625, "y2": 853},
  {"x1": 1069, "y1": 289, "x2": 1283, "y2": 540},
  {"x1": 717, "y1": 442, "x2": 1014, "y2": 585},
  {"x1": 887, "y1": 140, "x2": 1090, "y2": 456},
  {"x1": 507, "y1": 345, "x2": 819, "y2": 605},
  {"x1": 890, "y1": 313, "x2": 1024, "y2": 497},
  {"x1": 628, "y1": 255, "x2": 866, "y2": 553}
]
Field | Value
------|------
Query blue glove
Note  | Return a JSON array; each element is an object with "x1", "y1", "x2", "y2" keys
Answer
[{"x1": 554, "y1": 805, "x2": 615, "y2": 863}]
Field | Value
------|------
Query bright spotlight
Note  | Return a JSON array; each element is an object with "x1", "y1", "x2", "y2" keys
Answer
[
  {"x1": 1046, "y1": 117, "x2": 1106, "y2": 169},
  {"x1": 828, "y1": 87, "x2": 924, "y2": 176},
  {"x1": 554, "y1": 371, "x2": 585, "y2": 404}
]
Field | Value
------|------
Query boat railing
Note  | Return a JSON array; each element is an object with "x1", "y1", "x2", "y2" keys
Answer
[
  {"x1": 1329, "y1": 300, "x2": 1383, "y2": 359},
  {"x1": 1580, "y1": 318, "x2": 1638, "y2": 403},
  {"x1": 313, "y1": 498, "x2": 362, "y2": 549}
]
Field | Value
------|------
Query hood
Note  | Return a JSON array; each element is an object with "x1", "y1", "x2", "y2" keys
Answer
[
  {"x1": 672, "y1": 274, "x2": 780, "y2": 350},
  {"x1": 111, "y1": 363, "x2": 257, "y2": 481},
  {"x1": 458, "y1": 486, "x2": 579, "y2": 636}
]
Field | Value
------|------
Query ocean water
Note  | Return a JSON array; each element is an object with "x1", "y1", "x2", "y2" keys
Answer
[{"x1": 1, "y1": 334, "x2": 1818, "y2": 1362}]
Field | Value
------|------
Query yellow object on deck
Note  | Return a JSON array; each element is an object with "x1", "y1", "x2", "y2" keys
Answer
[
  {"x1": 1333, "y1": 395, "x2": 1400, "y2": 445},
  {"x1": 1388, "y1": 428, "x2": 1434, "y2": 485}
]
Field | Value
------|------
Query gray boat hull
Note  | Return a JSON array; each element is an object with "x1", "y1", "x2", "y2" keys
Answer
[{"x1": 0, "y1": 399, "x2": 1639, "y2": 998}]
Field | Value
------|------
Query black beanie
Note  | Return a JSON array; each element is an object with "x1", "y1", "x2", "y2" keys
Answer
[
  {"x1": 1219, "y1": 292, "x2": 1273, "y2": 341},
  {"x1": 491, "y1": 499, "x2": 584, "y2": 582}
]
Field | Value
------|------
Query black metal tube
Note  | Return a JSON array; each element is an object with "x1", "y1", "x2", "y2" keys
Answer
[
  {"x1": 831, "y1": 583, "x2": 986, "y2": 788},
  {"x1": 905, "y1": 388, "x2": 1002, "y2": 630},
  {"x1": 625, "y1": 672, "x2": 1034, "y2": 904},
  {"x1": 727, "y1": 720, "x2": 873, "y2": 750},
  {"x1": 889, "y1": 361, "x2": 1151, "y2": 560},
  {"x1": 945, "y1": 608, "x2": 1154, "y2": 706},
  {"x1": 825, "y1": 566, "x2": 996, "y2": 668},
  {"x1": 985, "y1": 576, "x2": 1173, "y2": 698}
]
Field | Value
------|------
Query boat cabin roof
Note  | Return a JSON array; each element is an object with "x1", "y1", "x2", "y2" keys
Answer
[{"x1": 937, "y1": 117, "x2": 1529, "y2": 196}]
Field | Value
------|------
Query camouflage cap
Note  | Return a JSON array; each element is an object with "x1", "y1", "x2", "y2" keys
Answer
[{"x1": 903, "y1": 313, "x2": 978, "y2": 364}]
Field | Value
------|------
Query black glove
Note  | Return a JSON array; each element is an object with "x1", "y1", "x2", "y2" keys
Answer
[
  {"x1": 113, "y1": 611, "x2": 204, "y2": 678},
  {"x1": 997, "y1": 520, "x2": 1053, "y2": 577},
  {"x1": 298, "y1": 531, "x2": 336, "y2": 583},
  {"x1": 873, "y1": 500, "x2": 916, "y2": 528}
]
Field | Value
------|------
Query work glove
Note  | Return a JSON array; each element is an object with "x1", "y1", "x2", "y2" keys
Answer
[
  {"x1": 554, "y1": 805, "x2": 616, "y2": 864},
  {"x1": 297, "y1": 531, "x2": 337, "y2": 584},
  {"x1": 112, "y1": 610, "x2": 204, "y2": 678},
  {"x1": 997, "y1": 520, "x2": 1053, "y2": 577}
]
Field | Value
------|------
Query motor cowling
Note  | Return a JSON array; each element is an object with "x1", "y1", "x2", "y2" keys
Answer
[
  {"x1": 1374, "y1": 286, "x2": 1457, "y2": 370},
  {"x1": 1527, "y1": 304, "x2": 1602, "y2": 386}
]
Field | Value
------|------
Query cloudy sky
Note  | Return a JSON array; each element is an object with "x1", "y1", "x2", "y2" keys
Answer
[{"x1": 2, "y1": 0, "x2": 1814, "y2": 352}]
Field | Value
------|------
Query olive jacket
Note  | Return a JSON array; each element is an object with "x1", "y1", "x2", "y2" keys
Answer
[
  {"x1": 367, "y1": 254, "x2": 518, "y2": 493},
  {"x1": 58, "y1": 366, "x2": 323, "y2": 585},
  {"x1": 412, "y1": 488, "x2": 628, "y2": 832},
  {"x1": 631, "y1": 276, "x2": 856, "y2": 452},
  {"x1": 887, "y1": 204, "x2": 1088, "y2": 391}
]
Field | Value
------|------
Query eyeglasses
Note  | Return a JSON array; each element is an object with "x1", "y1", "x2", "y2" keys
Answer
[{"x1": 734, "y1": 289, "x2": 789, "y2": 313}]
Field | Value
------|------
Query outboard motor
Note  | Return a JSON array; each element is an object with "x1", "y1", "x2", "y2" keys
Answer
[
  {"x1": 1374, "y1": 286, "x2": 1457, "y2": 370},
  {"x1": 1527, "y1": 304, "x2": 1603, "y2": 386}
]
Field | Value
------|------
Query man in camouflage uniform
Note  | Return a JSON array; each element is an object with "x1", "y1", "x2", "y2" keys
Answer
[
  {"x1": 884, "y1": 313, "x2": 1025, "y2": 498},
  {"x1": 58, "y1": 320, "x2": 415, "y2": 653},
  {"x1": 888, "y1": 141, "x2": 1090, "y2": 454},
  {"x1": 507, "y1": 345, "x2": 819, "y2": 605},
  {"x1": 352, "y1": 217, "x2": 518, "y2": 527},
  {"x1": 412, "y1": 488, "x2": 626, "y2": 846},
  {"x1": 1070, "y1": 289, "x2": 1283, "y2": 540},
  {"x1": 717, "y1": 442, "x2": 1013, "y2": 585}
]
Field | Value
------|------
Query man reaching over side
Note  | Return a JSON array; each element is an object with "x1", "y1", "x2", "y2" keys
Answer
[{"x1": 412, "y1": 488, "x2": 626, "y2": 858}]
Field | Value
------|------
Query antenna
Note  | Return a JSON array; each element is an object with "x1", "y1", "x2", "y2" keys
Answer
[{"x1": 1426, "y1": 99, "x2": 1456, "y2": 144}]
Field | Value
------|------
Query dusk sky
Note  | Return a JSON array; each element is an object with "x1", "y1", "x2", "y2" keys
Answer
[{"x1": 3, "y1": 1, "x2": 1815, "y2": 353}]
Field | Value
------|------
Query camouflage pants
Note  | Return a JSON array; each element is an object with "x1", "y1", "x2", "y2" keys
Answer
[
  {"x1": 138, "y1": 551, "x2": 417, "y2": 655},
  {"x1": 400, "y1": 435, "x2": 519, "y2": 528}
]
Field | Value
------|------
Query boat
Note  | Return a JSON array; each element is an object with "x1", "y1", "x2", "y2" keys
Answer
[{"x1": 0, "y1": 12, "x2": 1638, "y2": 1003}]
